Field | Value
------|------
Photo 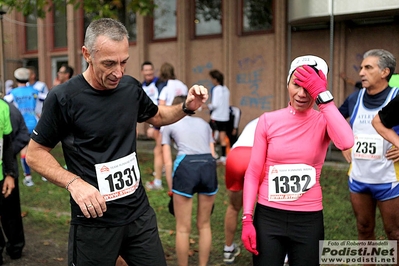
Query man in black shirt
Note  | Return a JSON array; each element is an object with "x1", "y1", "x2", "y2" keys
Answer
[{"x1": 26, "y1": 18, "x2": 207, "y2": 266}]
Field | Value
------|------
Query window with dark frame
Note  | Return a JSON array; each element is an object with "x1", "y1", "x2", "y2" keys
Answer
[
  {"x1": 25, "y1": 14, "x2": 38, "y2": 51},
  {"x1": 153, "y1": 0, "x2": 176, "y2": 40},
  {"x1": 242, "y1": 0, "x2": 273, "y2": 34},
  {"x1": 53, "y1": 3, "x2": 67, "y2": 48},
  {"x1": 119, "y1": 0, "x2": 137, "y2": 42},
  {"x1": 83, "y1": 0, "x2": 137, "y2": 43},
  {"x1": 194, "y1": 0, "x2": 222, "y2": 37}
]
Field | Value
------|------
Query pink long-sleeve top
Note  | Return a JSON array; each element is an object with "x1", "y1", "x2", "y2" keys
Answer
[{"x1": 243, "y1": 102, "x2": 354, "y2": 215}]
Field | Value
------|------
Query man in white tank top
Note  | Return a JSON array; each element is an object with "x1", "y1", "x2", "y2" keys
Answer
[{"x1": 342, "y1": 49, "x2": 399, "y2": 251}]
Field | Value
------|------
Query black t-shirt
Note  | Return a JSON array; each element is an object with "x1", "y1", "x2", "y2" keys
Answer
[
  {"x1": 32, "y1": 74, "x2": 158, "y2": 226},
  {"x1": 379, "y1": 94, "x2": 399, "y2": 128}
]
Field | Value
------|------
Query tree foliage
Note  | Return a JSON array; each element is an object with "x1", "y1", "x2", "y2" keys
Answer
[
  {"x1": 244, "y1": 0, "x2": 273, "y2": 31},
  {"x1": 195, "y1": 0, "x2": 221, "y2": 22},
  {"x1": 0, "y1": 0, "x2": 156, "y2": 18}
]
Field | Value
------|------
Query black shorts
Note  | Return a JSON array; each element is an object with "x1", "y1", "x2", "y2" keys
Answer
[
  {"x1": 172, "y1": 154, "x2": 218, "y2": 197},
  {"x1": 68, "y1": 207, "x2": 166, "y2": 266},
  {"x1": 210, "y1": 120, "x2": 229, "y2": 132},
  {"x1": 253, "y1": 203, "x2": 324, "y2": 266}
]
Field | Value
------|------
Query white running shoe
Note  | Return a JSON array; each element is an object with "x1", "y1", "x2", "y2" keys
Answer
[
  {"x1": 145, "y1": 181, "x2": 163, "y2": 190},
  {"x1": 223, "y1": 244, "x2": 241, "y2": 264},
  {"x1": 23, "y1": 176, "x2": 34, "y2": 187}
]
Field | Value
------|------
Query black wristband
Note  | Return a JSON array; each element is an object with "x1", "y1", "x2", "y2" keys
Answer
[
  {"x1": 4, "y1": 172, "x2": 16, "y2": 179},
  {"x1": 182, "y1": 101, "x2": 195, "y2": 115}
]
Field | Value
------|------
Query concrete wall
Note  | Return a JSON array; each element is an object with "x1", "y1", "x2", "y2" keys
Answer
[{"x1": 289, "y1": 0, "x2": 399, "y2": 23}]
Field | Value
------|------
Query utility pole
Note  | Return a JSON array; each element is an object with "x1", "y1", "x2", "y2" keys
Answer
[{"x1": 0, "y1": 7, "x2": 7, "y2": 96}]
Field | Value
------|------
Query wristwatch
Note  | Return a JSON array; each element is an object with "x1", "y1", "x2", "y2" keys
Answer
[
  {"x1": 316, "y1": 91, "x2": 334, "y2": 105},
  {"x1": 182, "y1": 101, "x2": 195, "y2": 115}
]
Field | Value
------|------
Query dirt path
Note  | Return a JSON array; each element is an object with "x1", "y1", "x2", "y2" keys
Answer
[{"x1": 2, "y1": 224, "x2": 68, "y2": 266}]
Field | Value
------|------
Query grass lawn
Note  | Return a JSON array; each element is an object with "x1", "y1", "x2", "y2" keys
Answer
[{"x1": 18, "y1": 142, "x2": 386, "y2": 265}]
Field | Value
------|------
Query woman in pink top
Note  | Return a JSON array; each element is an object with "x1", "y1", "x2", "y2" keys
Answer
[{"x1": 241, "y1": 55, "x2": 354, "y2": 266}]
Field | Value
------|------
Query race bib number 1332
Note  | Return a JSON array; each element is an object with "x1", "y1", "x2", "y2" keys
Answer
[{"x1": 268, "y1": 164, "x2": 316, "y2": 201}]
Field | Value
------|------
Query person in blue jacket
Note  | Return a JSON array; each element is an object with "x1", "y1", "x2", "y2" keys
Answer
[{"x1": 4, "y1": 68, "x2": 41, "y2": 187}]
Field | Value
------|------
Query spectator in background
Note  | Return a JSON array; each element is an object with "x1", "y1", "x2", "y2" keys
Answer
[
  {"x1": 202, "y1": 70, "x2": 230, "y2": 164},
  {"x1": 223, "y1": 117, "x2": 258, "y2": 264},
  {"x1": 26, "y1": 66, "x2": 48, "y2": 118},
  {"x1": 53, "y1": 64, "x2": 74, "y2": 87},
  {"x1": 4, "y1": 68, "x2": 41, "y2": 187},
  {"x1": 162, "y1": 96, "x2": 217, "y2": 266},
  {"x1": 226, "y1": 106, "x2": 241, "y2": 147},
  {"x1": 141, "y1": 61, "x2": 163, "y2": 105},
  {"x1": 146, "y1": 62, "x2": 188, "y2": 191},
  {"x1": 141, "y1": 61, "x2": 167, "y2": 192},
  {"x1": 158, "y1": 62, "x2": 188, "y2": 106},
  {"x1": 1, "y1": 100, "x2": 29, "y2": 260},
  {"x1": 0, "y1": 99, "x2": 17, "y2": 265},
  {"x1": 5, "y1": 80, "x2": 14, "y2": 95}
]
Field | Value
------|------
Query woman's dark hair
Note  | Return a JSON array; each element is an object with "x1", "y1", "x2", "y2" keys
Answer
[
  {"x1": 160, "y1": 62, "x2": 176, "y2": 81},
  {"x1": 209, "y1": 70, "x2": 224, "y2": 86}
]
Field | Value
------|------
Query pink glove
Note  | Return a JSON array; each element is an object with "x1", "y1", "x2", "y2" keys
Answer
[
  {"x1": 294, "y1": 65, "x2": 327, "y2": 100},
  {"x1": 241, "y1": 215, "x2": 259, "y2": 255}
]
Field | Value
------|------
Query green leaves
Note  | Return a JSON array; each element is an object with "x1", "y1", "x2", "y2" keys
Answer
[{"x1": 0, "y1": 0, "x2": 156, "y2": 18}]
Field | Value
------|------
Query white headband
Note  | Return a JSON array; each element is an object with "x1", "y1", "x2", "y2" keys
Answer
[{"x1": 287, "y1": 55, "x2": 328, "y2": 84}]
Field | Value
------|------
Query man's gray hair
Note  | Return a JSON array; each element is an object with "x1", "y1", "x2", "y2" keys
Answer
[
  {"x1": 364, "y1": 49, "x2": 396, "y2": 81},
  {"x1": 84, "y1": 18, "x2": 129, "y2": 55}
]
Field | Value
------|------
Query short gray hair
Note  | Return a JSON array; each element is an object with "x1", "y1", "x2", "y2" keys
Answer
[
  {"x1": 84, "y1": 18, "x2": 129, "y2": 55},
  {"x1": 363, "y1": 49, "x2": 396, "y2": 81}
]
